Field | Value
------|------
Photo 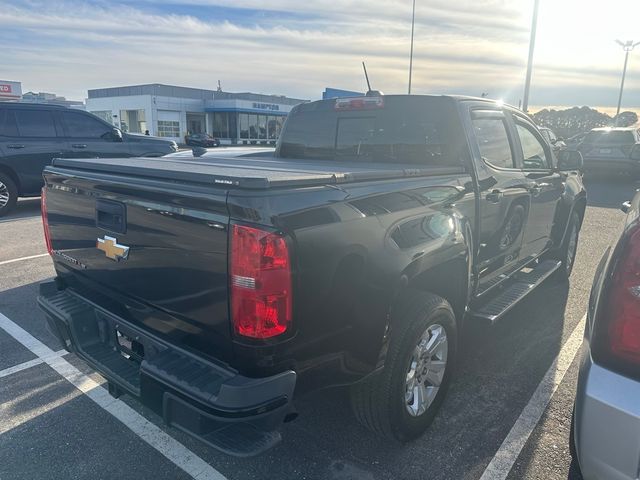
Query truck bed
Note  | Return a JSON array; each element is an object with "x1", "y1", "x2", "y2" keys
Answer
[{"x1": 51, "y1": 156, "x2": 464, "y2": 190}]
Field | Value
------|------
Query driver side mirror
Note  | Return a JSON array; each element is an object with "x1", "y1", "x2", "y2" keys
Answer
[
  {"x1": 557, "y1": 150, "x2": 583, "y2": 171},
  {"x1": 110, "y1": 128, "x2": 123, "y2": 142}
]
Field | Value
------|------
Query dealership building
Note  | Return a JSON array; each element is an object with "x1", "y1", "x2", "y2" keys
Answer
[
  {"x1": 0, "y1": 80, "x2": 23, "y2": 102},
  {"x1": 86, "y1": 84, "x2": 307, "y2": 144}
]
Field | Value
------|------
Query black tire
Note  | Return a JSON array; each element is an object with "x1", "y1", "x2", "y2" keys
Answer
[
  {"x1": 553, "y1": 210, "x2": 581, "y2": 279},
  {"x1": 350, "y1": 291, "x2": 457, "y2": 442},
  {"x1": 0, "y1": 172, "x2": 18, "y2": 217},
  {"x1": 568, "y1": 403, "x2": 583, "y2": 476},
  {"x1": 569, "y1": 404, "x2": 577, "y2": 459}
]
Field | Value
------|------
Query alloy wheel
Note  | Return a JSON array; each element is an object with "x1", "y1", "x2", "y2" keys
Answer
[
  {"x1": 0, "y1": 181, "x2": 9, "y2": 208},
  {"x1": 404, "y1": 323, "x2": 449, "y2": 417}
]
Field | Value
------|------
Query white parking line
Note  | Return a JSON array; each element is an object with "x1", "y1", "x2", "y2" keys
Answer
[
  {"x1": 0, "y1": 349, "x2": 67, "y2": 378},
  {"x1": 0, "y1": 312, "x2": 227, "y2": 480},
  {"x1": 0, "y1": 253, "x2": 49, "y2": 266},
  {"x1": 0, "y1": 215, "x2": 40, "y2": 224},
  {"x1": 479, "y1": 313, "x2": 587, "y2": 480}
]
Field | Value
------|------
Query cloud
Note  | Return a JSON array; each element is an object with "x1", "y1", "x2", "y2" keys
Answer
[{"x1": 1, "y1": 0, "x2": 639, "y2": 108}]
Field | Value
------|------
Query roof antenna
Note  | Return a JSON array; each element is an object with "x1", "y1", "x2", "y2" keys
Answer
[{"x1": 362, "y1": 61, "x2": 383, "y2": 96}]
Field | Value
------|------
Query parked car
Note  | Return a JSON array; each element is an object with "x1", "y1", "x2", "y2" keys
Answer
[
  {"x1": 38, "y1": 94, "x2": 586, "y2": 457},
  {"x1": 539, "y1": 126, "x2": 566, "y2": 151},
  {"x1": 577, "y1": 127, "x2": 640, "y2": 177},
  {"x1": 185, "y1": 132, "x2": 220, "y2": 147},
  {"x1": 0, "y1": 103, "x2": 178, "y2": 216},
  {"x1": 572, "y1": 194, "x2": 640, "y2": 480}
]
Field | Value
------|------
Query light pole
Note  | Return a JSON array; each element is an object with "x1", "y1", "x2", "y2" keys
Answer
[
  {"x1": 615, "y1": 39, "x2": 640, "y2": 122},
  {"x1": 408, "y1": 0, "x2": 416, "y2": 94},
  {"x1": 522, "y1": 0, "x2": 540, "y2": 112}
]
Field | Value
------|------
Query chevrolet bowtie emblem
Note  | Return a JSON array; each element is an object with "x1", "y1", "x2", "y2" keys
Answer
[{"x1": 97, "y1": 236, "x2": 130, "y2": 262}]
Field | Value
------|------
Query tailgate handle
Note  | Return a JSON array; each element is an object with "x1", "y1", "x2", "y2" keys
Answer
[{"x1": 96, "y1": 199, "x2": 127, "y2": 234}]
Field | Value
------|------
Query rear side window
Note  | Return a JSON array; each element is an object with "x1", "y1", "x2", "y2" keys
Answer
[
  {"x1": 14, "y1": 110, "x2": 57, "y2": 137},
  {"x1": 62, "y1": 111, "x2": 113, "y2": 139},
  {"x1": 0, "y1": 109, "x2": 18, "y2": 137},
  {"x1": 278, "y1": 96, "x2": 466, "y2": 166},
  {"x1": 472, "y1": 117, "x2": 515, "y2": 169}
]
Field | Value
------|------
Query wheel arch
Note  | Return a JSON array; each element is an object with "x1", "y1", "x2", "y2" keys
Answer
[{"x1": 0, "y1": 164, "x2": 21, "y2": 194}]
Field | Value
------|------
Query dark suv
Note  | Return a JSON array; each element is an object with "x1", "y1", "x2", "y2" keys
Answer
[
  {"x1": 578, "y1": 127, "x2": 640, "y2": 177},
  {"x1": 0, "y1": 103, "x2": 178, "y2": 216}
]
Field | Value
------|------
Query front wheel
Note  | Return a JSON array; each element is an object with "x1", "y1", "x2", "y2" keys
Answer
[{"x1": 350, "y1": 291, "x2": 457, "y2": 442}]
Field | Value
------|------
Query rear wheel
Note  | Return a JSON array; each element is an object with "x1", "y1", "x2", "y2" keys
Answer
[
  {"x1": 350, "y1": 291, "x2": 457, "y2": 442},
  {"x1": 0, "y1": 173, "x2": 17, "y2": 217}
]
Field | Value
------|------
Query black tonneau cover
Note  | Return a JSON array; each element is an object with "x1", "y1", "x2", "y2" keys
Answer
[{"x1": 51, "y1": 156, "x2": 464, "y2": 190}]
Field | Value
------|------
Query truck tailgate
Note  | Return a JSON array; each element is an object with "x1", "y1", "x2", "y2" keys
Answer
[{"x1": 43, "y1": 164, "x2": 232, "y2": 361}]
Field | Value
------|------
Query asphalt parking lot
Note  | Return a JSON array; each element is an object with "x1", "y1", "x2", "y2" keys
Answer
[{"x1": 0, "y1": 178, "x2": 636, "y2": 480}]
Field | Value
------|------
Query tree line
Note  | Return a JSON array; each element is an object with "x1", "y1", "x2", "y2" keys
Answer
[{"x1": 532, "y1": 107, "x2": 638, "y2": 138}]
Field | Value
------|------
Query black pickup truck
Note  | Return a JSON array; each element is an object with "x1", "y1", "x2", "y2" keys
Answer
[{"x1": 38, "y1": 94, "x2": 586, "y2": 456}]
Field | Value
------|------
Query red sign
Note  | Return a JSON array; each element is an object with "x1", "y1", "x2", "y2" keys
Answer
[{"x1": 0, "y1": 85, "x2": 12, "y2": 94}]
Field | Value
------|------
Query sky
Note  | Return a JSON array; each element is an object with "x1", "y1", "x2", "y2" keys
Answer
[{"x1": 1, "y1": 0, "x2": 640, "y2": 110}]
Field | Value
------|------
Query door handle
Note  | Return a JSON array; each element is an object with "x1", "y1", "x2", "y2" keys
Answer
[
  {"x1": 528, "y1": 184, "x2": 543, "y2": 196},
  {"x1": 486, "y1": 189, "x2": 504, "y2": 203},
  {"x1": 7, "y1": 144, "x2": 25, "y2": 149},
  {"x1": 72, "y1": 144, "x2": 87, "y2": 149}
]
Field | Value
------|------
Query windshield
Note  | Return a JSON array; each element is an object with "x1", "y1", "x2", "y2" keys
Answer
[
  {"x1": 583, "y1": 130, "x2": 636, "y2": 145},
  {"x1": 277, "y1": 96, "x2": 466, "y2": 166}
]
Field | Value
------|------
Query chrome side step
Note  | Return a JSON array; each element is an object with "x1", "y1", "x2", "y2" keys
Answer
[{"x1": 469, "y1": 259, "x2": 561, "y2": 325}]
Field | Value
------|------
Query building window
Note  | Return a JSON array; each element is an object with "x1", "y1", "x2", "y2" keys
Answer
[
  {"x1": 276, "y1": 116, "x2": 284, "y2": 138},
  {"x1": 258, "y1": 115, "x2": 267, "y2": 140},
  {"x1": 157, "y1": 120, "x2": 180, "y2": 138},
  {"x1": 249, "y1": 114, "x2": 259, "y2": 140},
  {"x1": 239, "y1": 113, "x2": 249, "y2": 139},
  {"x1": 91, "y1": 111, "x2": 113, "y2": 124},
  {"x1": 267, "y1": 117, "x2": 278, "y2": 140},
  {"x1": 212, "y1": 113, "x2": 229, "y2": 138},
  {"x1": 119, "y1": 109, "x2": 147, "y2": 134}
]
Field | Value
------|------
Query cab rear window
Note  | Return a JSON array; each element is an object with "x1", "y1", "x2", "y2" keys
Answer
[
  {"x1": 584, "y1": 131, "x2": 636, "y2": 145},
  {"x1": 277, "y1": 96, "x2": 466, "y2": 166}
]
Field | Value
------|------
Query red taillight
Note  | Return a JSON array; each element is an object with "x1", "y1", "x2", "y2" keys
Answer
[
  {"x1": 230, "y1": 224, "x2": 292, "y2": 339},
  {"x1": 600, "y1": 224, "x2": 640, "y2": 365},
  {"x1": 41, "y1": 187, "x2": 53, "y2": 255}
]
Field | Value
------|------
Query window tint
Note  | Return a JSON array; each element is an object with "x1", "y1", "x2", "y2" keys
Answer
[
  {"x1": 472, "y1": 117, "x2": 514, "y2": 169},
  {"x1": 278, "y1": 96, "x2": 466, "y2": 166},
  {"x1": 584, "y1": 130, "x2": 636, "y2": 145},
  {"x1": 62, "y1": 111, "x2": 112, "y2": 139},
  {"x1": 516, "y1": 123, "x2": 549, "y2": 169},
  {"x1": 14, "y1": 110, "x2": 57, "y2": 137},
  {"x1": 0, "y1": 110, "x2": 18, "y2": 137}
]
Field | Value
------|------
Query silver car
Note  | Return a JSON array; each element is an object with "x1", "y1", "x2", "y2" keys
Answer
[{"x1": 573, "y1": 195, "x2": 640, "y2": 479}]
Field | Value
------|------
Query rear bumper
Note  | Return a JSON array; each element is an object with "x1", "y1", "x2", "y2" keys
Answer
[
  {"x1": 582, "y1": 157, "x2": 640, "y2": 176},
  {"x1": 37, "y1": 279, "x2": 296, "y2": 457},
  {"x1": 574, "y1": 342, "x2": 640, "y2": 480}
]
